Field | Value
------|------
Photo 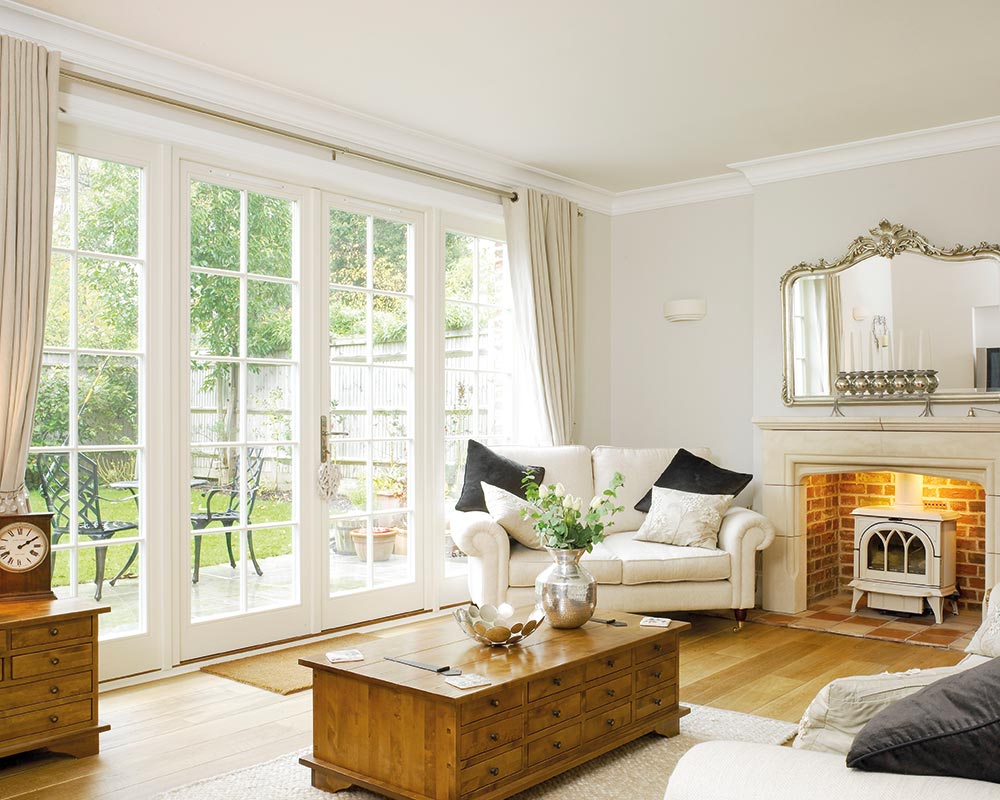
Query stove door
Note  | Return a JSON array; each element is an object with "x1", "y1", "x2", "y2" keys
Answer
[{"x1": 858, "y1": 521, "x2": 935, "y2": 586}]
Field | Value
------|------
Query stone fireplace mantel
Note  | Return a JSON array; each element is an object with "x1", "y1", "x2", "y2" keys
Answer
[{"x1": 753, "y1": 416, "x2": 1000, "y2": 614}]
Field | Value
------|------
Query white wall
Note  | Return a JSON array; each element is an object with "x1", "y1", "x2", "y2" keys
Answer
[{"x1": 574, "y1": 210, "x2": 612, "y2": 446}]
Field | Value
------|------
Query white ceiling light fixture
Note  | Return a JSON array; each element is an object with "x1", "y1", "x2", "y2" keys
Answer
[{"x1": 664, "y1": 298, "x2": 707, "y2": 322}]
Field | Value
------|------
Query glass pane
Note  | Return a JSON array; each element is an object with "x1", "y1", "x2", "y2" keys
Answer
[
  {"x1": 190, "y1": 180, "x2": 240, "y2": 271},
  {"x1": 246, "y1": 445, "x2": 292, "y2": 525},
  {"x1": 77, "y1": 258, "x2": 139, "y2": 351},
  {"x1": 247, "y1": 526, "x2": 295, "y2": 610},
  {"x1": 373, "y1": 294, "x2": 408, "y2": 362},
  {"x1": 372, "y1": 217, "x2": 408, "y2": 293},
  {"x1": 81, "y1": 543, "x2": 143, "y2": 638},
  {"x1": 373, "y1": 511, "x2": 411, "y2": 589},
  {"x1": 478, "y1": 373, "x2": 512, "y2": 438},
  {"x1": 75, "y1": 451, "x2": 139, "y2": 543},
  {"x1": 77, "y1": 157, "x2": 140, "y2": 257},
  {"x1": 330, "y1": 365, "x2": 369, "y2": 439},
  {"x1": 373, "y1": 440, "x2": 409, "y2": 509},
  {"x1": 445, "y1": 232, "x2": 474, "y2": 301},
  {"x1": 32, "y1": 359, "x2": 70, "y2": 447},
  {"x1": 329, "y1": 515, "x2": 369, "y2": 595},
  {"x1": 907, "y1": 537, "x2": 927, "y2": 574},
  {"x1": 247, "y1": 365, "x2": 293, "y2": 442},
  {"x1": 52, "y1": 151, "x2": 72, "y2": 249},
  {"x1": 50, "y1": 543, "x2": 75, "y2": 601},
  {"x1": 247, "y1": 279, "x2": 292, "y2": 358},
  {"x1": 190, "y1": 271, "x2": 240, "y2": 356},
  {"x1": 28, "y1": 452, "x2": 71, "y2": 543},
  {"x1": 372, "y1": 367, "x2": 409, "y2": 438},
  {"x1": 445, "y1": 302, "x2": 474, "y2": 369},
  {"x1": 77, "y1": 354, "x2": 138, "y2": 446},
  {"x1": 444, "y1": 438, "x2": 467, "y2": 503},
  {"x1": 886, "y1": 532, "x2": 905, "y2": 573},
  {"x1": 190, "y1": 360, "x2": 241, "y2": 443},
  {"x1": 46, "y1": 253, "x2": 71, "y2": 348},
  {"x1": 478, "y1": 238, "x2": 510, "y2": 305},
  {"x1": 247, "y1": 192, "x2": 293, "y2": 277},
  {"x1": 478, "y1": 307, "x2": 511, "y2": 371},
  {"x1": 329, "y1": 209, "x2": 368, "y2": 288},
  {"x1": 330, "y1": 289, "x2": 368, "y2": 358},
  {"x1": 331, "y1": 440, "x2": 369, "y2": 514},
  {"x1": 445, "y1": 371, "x2": 475, "y2": 436},
  {"x1": 190, "y1": 445, "x2": 231, "y2": 493},
  {"x1": 191, "y1": 532, "x2": 242, "y2": 620}
]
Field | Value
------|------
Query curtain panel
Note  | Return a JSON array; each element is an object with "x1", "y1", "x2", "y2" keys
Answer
[
  {"x1": 503, "y1": 189, "x2": 579, "y2": 446},
  {"x1": 0, "y1": 35, "x2": 60, "y2": 513}
]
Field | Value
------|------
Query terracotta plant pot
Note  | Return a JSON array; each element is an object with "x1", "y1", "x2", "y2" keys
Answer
[{"x1": 351, "y1": 527, "x2": 396, "y2": 562}]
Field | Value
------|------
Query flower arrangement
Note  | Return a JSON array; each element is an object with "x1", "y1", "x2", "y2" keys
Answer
[{"x1": 521, "y1": 471, "x2": 625, "y2": 552}]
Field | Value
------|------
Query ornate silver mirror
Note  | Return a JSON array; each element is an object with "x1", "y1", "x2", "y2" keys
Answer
[{"x1": 781, "y1": 220, "x2": 1000, "y2": 407}]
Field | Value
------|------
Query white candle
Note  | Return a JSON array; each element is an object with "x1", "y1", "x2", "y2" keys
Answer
[
  {"x1": 853, "y1": 331, "x2": 860, "y2": 373},
  {"x1": 897, "y1": 329, "x2": 905, "y2": 369},
  {"x1": 918, "y1": 331, "x2": 925, "y2": 370},
  {"x1": 887, "y1": 332, "x2": 894, "y2": 370},
  {"x1": 869, "y1": 336, "x2": 875, "y2": 372},
  {"x1": 845, "y1": 332, "x2": 853, "y2": 372}
]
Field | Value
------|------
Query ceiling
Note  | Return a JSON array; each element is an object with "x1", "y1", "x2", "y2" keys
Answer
[{"x1": 17, "y1": 0, "x2": 1000, "y2": 192}]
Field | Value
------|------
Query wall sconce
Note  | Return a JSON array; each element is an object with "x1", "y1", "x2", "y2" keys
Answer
[{"x1": 663, "y1": 298, "x2": 707, "y2": 322}]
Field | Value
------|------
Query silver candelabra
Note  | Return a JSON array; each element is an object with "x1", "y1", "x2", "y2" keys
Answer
[{"x1": 832, "y1": 369, "x2": 939, "y2": 417}]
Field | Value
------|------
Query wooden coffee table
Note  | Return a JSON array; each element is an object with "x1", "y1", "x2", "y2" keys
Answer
[{"x1": 299, "y1": 609, "x2": 690, "y2": 799}]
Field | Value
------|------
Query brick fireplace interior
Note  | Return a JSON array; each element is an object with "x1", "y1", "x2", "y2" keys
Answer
[{"x1": 804, "y1": 472, "x2": 986, "y2": 611}]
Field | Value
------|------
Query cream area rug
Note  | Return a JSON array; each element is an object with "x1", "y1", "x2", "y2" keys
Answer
[{"x1": 155, "y1": 704, "x2": 797, "y2": 800}]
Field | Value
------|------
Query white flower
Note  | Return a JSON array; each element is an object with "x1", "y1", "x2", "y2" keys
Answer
[
  {"x1": 554, "y1": 483, "x2": 566, "y2": 498},
  {"x1": 575, "y1": 497, "x2": 585, "y2": 512},
  {"x1": 562, "y1": 495, "x2": 574, "y2": 509},
  {"x1": 590, "y1": 496, "x2": 603, "y2": 511},
  {"x1": 538, "y1": 485, "x2": 550, "y2": 499}
]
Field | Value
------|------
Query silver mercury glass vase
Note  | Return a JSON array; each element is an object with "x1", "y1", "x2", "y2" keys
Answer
[{"x1": 535, "y1": 547, "x2": 597, "y2": 629}]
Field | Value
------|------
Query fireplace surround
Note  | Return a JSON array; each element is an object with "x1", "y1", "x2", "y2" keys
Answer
[{"x1": 755, "y1": 416, "x2": 1000, "y2": 615}]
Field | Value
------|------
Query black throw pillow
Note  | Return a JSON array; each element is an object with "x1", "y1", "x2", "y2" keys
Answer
[
  {"x1": 455, "y1": 440, "x2": 545, "y2": 513},
  {"x1": 846, "y1": 656, "x2": 1000, "y2": 783},
  {"x1": 634, "y1": 448, "x2": 753, "y2": 513}
]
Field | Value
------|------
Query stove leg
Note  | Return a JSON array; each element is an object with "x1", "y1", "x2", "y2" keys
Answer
[
  {"x1": 928, "y1": 596, "x2": 944, "y2": 625},
  {"x1": 851, "y1": 588, "x2": 864, "y2": 613}
]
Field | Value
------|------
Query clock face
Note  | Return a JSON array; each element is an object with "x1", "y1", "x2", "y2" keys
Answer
[{"x1": 0, "y1": 522, "x2": 50, "y2": 573}]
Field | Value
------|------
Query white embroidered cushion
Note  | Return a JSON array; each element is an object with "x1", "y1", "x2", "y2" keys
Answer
[
  {"x1": 633, "y1": 486, "x2": 733, "y2": 549},
  {"x1": 482, "y1": 482, "x2": 543, "y2": 550},
  {"x1": 967, "y1": 583, "x2": 1000, "y2": 657}
]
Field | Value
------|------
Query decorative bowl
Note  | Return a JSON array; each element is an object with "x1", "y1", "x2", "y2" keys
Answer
[{"x1": 453, "y1": 603, "x2": 546, "y2": 647}]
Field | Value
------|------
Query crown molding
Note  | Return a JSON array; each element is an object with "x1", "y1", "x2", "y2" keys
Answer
[
  {"x1": 611, "y1": 173, "x2": 751, "y2": 215},
  {"x1": 729, "y1": 116, "x2": 1000, "y2": 186}
]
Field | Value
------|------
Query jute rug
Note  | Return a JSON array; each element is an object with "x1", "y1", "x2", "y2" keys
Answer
[
  {"x1": 200, "y1": 633, "x2": 377, "y2": 695},
  {"x1": 155, "y1": 704, "x2": 797, "y2": 799}
]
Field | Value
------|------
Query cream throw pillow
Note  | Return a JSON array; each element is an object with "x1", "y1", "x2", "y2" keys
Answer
[
  {"x1": 482, "y1": 482, "x2": 543, "y2": 550},
  {"x1": 967, "y1": 584, "x2": 1000, "y2": 657},
  {"x1": 634, "y1": 486, "x2": 732, "y2": 549}
]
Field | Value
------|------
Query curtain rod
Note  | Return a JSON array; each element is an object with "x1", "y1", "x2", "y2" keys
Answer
[{"x1": 61, "y1": 68, "x2": 520, "y2": 203}]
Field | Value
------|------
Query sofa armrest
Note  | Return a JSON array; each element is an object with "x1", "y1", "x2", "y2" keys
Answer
[
  {"x1": 449, "y1": 510, "x2": 510, "y2": 607},
  {"x1": 717, "y1": 507, "x2": 775, "y2": 611},
  {"x1": 665, "y1": 741, "x2": 997, "y2": 800}
]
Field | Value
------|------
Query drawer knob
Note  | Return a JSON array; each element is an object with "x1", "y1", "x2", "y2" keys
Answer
[
  {"x1": 489, "y1": 767, "x2": 499, "y2": 777},
  {"x1": 50, "y1": 657, "x2": 60, "y2": 666},
  {"x1": 552, "y1": 709, "x2": 561, "y2": 718},
  {"x1": 489, "y1": 732, "x2": 499, "y2": 742},
  {"x1": 606, "y1": 718, "x2": 616, "y2": 727},
  {"x1": 606, "y1": 689, "x2": 616, "y2": 697},
  {"x1": 49, "y1": 627, "x2": 59, "y2": 636},
  {"x1": 553, "y1": 740, "x2": 562, "y2": 749},
  {"x1": 490, "y1": 699, "x2": 500, "y2": 707},
  {"x1": 606, "y1": 659, "x2": 615, "y2": 667},
  {"x1": 49, "y1": 715, "x2": 59, "y2": 724},
  {"x1": 653, "y1": 671, "x2": 662, "y2": 679},
  {"x1": 50, "y1": 686, "x2": 60, "y2": 695},
  {"x1": 552, "y1": 677, "x2": 562, "y2": 686},
  {"x1": 653, "y1": 644, "x2": 662, "y2": 652},
  {"x1": 653, "y1": 698, "x2": 663, "y2": 706}
]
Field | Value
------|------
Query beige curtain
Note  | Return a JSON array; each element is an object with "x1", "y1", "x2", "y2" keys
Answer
[
  {"x1": 0, "y1": 36, "x2": 60, "y2": 513},
  {"x1": 503, "y1": 189, "x2": 578, "y2": 446}
]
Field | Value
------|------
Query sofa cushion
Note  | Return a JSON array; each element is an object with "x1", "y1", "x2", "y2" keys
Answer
[
  {"x1": 508, "y1": 540, "x2": 622, "y2": 587},
  {"x1": 601, "y1": 531, "x2": 730, "y2": 584},
  {"x1": 966, "y1": 584, "x2": 1000, "y2": 657},
  {"x1": 634, "y1": 448, "x2": 752, "y2": 513},
  {"x1": 496, "y1": 444, "x2": 594, "y2": 503},
  {"x1": 482, "y1": 483, "x2": 542, "y2": 549},
  {"x1": 592, "y1": 446, "x2": 712, "y2": 533},
  {"x1": 455, "y1": 440, "x2": 544, "y2": 513},
  {"x1": 634, "y1": 486, "x2": 734, "y2": 549}
]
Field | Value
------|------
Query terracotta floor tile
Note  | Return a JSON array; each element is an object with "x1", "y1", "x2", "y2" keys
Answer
[
  {"x1": 805, "y1": 611, "x2": 852, "y2": 622},
  {"x1": 830, "y1": 621, "x2": 883, "y2": 635},
  {"x1": 867, "y1": 628, "x2": 914, "y2": 641},
  {"x1": 908, "y1": 631, "x2": 964, "y2": 645},
  {"x1": 788, "y1": 617, "x2": 843, "y2": 631}
]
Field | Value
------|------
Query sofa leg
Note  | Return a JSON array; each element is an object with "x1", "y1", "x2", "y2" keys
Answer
[{"x1": 733, "y1": 608, "x2": 748, "y2": 632}]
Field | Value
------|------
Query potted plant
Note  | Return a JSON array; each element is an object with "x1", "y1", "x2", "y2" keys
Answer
[{"x1": 522, "y1": 471, "x2": 624, "y2": 628}]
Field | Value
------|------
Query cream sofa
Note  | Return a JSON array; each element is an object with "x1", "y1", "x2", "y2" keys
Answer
[{"x1": 450, "y1": 445, "x2": 775, "y2": 624}]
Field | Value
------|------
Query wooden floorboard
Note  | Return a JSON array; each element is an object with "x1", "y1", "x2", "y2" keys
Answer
[{"x1": 0, "y1": 613, "x2": 966, "y2": 799}]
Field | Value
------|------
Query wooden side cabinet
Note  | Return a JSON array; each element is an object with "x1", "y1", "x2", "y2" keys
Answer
[{"x1": 0, "y1": 598, "x2": 110, "y2": 759}]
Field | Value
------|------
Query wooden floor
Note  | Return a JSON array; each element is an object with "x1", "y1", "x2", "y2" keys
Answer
[{"x1": 0, "y1": 614, "x2": 965, "y2": 799}]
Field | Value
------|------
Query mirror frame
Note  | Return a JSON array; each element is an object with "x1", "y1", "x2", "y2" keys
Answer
[{"x1": 780, "y1": 219, "x2": 1000, "y2": 406}]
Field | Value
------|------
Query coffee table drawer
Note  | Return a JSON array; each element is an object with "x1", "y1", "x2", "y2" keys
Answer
[
  {"x1": 527, "y1": 665, "x2": 583, "y2": 702},
  {"x1": 635, "y1": 656, "x2": 676, "y2": 692},
  {"x1": 635, "y1": 683, "x2": 678, "y2": 720},
  {"x1": 526, "y1": 692, "x2": 582, "y2": 734},
  {"x1": 633, "y1": 637, "x2": 675, "y2": 664},
  {"x1": 584, "y1": 650, "x2": 632, "y2": 682},
  {"x1": 527, "y1": 721, "x2": 582, "y2": 766},
  {"x1": 584, "y1": 700, "x2": 632, "y2": 741},
  {"x1": 460, "y1": 714, "x2": 523, "y2": 759},
  {"x1": 461, "y1": 685, "x2": 523, "y2": 726},
  {"x1": 0, "y1": 671, "x2": 92, "y2": 712},
  {"x1": 2, "y1": 698, "x2": 93, "y2": 740},
  {"x1": 11, "y1": 617, "x2": 92, "y2": 650},
  {"x1": 10, "y1": 643, "x2": 93, "y2": 680},
  {"x1": 584, "y1": 673, "x2": 632, "y2": 712},
  {"x1": 460, "y1": 746, "x2": 522, "y2": 793}
]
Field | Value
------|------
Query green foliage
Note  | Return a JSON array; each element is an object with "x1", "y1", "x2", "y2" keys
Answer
[{"x1": 522, "y1": 472, "x2": 625, "y2": 552}]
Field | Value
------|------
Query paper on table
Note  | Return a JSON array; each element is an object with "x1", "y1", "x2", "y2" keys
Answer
[
  {"x1": 639, "y1": 617, "x2": 673, "y2": 628},
  {"x1": 445, "y1": 674, "x2": 492, "y2": 689},
  {"x1": 326, "y1": 649, "x2": 365, "y2": 663}
]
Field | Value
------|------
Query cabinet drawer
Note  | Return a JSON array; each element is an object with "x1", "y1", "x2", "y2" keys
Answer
[
  {"x1": 633, "y1": 636, "x2": 675, "y2": 664},
  {"x1": 584, "y1": 650, "x2": 632, "y2": 682},
  {"x1": 527, "y1": 721, "x2": 582, "y2": 766},
  {"x1": 459, "y1": 746, "x2": 522, "y2": 794},
  {"x1": 635, "y1": 656, "x2": 676, "y2": 692},
  {"x1": 636, "y1": 683, "x2": 677, "y2": 720},
  {"x1": 11, "y1": 617, "x2": 92, "y2": 650},
  {"x1": 460, "y1": 714, "x2": 523, "y2": 760},
  {"x1": 584, "y1": 673, "x2": 632, "y2": 712},
  {"x1": 526, "y1": 691, "x2": 582, "y2": 734},
  {"x1": 584, "y1": 700, "x2": 632, "y2": 741},
  {"x1": 0, "y1": 671, "x2": 92, "y2": 712},
  {"x1": 10, "y1": 643, "x2": 93, "y2": 680},
  {"x1": 461, "y1": 685, "x2": 523, "y2": 726},
  {"x1": 2, "y1": 698, "x2": 93, "y2": 740},
  {"x1": 527, "y1": 665, "x2": 583, "y2": 702}
]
